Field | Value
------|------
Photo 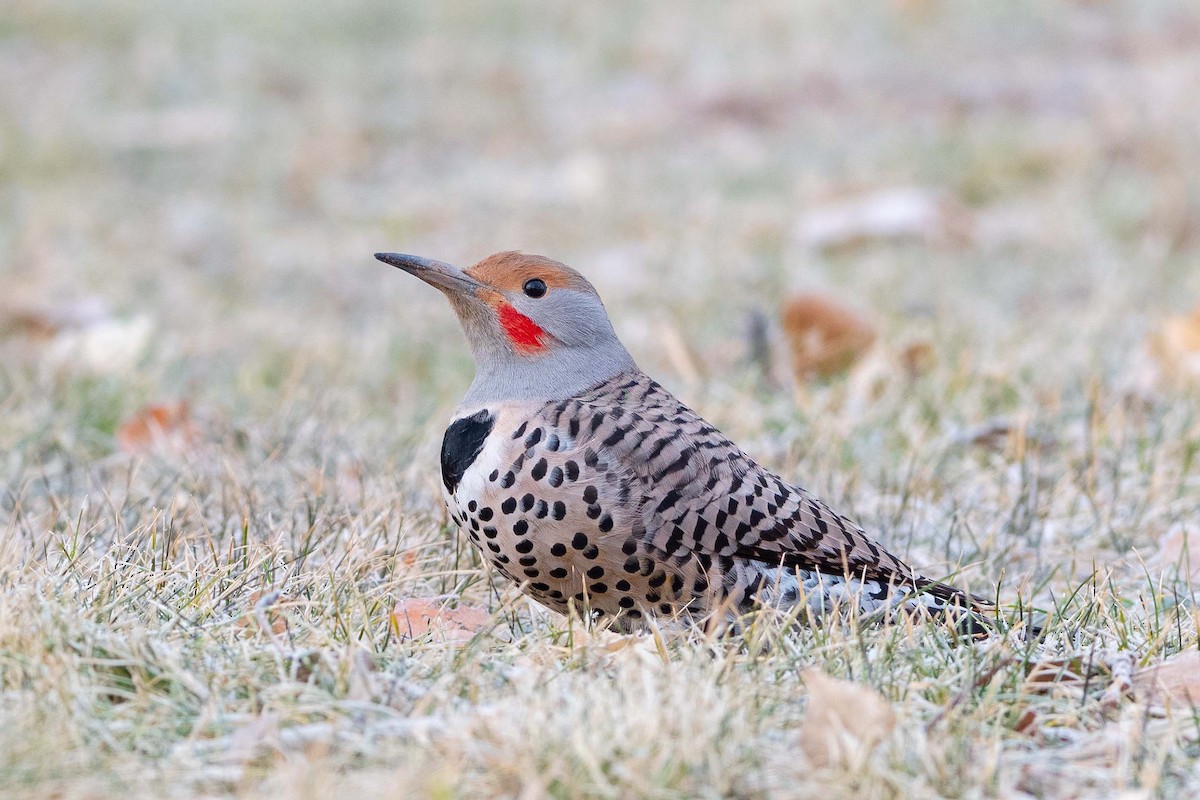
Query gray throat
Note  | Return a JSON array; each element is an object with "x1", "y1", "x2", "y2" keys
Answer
[{"x1": 460, "y1": 344, "x2": 638, "y2": 408}]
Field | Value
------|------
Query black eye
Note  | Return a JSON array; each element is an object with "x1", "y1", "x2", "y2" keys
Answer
[{"x1": 523, "y1": 278, "x2": 547, "y2": 298}]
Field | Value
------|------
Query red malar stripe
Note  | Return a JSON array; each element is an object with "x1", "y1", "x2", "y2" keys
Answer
[{"x1": 498, "y1": 303, "x2": 546, "y2": 352}]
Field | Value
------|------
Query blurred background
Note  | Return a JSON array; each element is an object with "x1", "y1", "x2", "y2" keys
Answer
[{"x1": 3, "y1": 0, "x2": 1200, "y2": 518}]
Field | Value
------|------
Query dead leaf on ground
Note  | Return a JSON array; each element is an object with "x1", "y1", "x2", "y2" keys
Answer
[
  {"x1": 1132, "y1": 651, "x2": 1200, "y2": 710},
  {"x1": 1148, "y1": 305, "x2": 1200, "y2": 385},
  {"x1": 795, "y1": 187, "x2": 973, "y2": 251},
  {"x1": 1148, "y1": 523, "x2": 1200, "y2": 580},
  {"x1": 799, "y1": 669, "x2": 896, "y2": 768},
  {"x1": 780, "y1": 294, "x2": 876, "y2": 380},
  {"x1": 391, "y1": 598, "x2": 492, "y2": 644},
  {"x1": 1012, "y1": 707, "x2": 1039, "y2": 735},
  {"x1": 237, "y1": 589, "x2": 291, "y2": 637},
  {"x1": 117, "y1": 401, "x2": 199, "y2": 454}
]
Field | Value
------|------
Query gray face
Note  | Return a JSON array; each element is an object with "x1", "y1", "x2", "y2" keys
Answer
[
  {"x1": 506, "y1": 287, "x2": 622, "y2": 350},
  {"x1": 376, "y1": 251, "x2": 640, "y2": 407}
]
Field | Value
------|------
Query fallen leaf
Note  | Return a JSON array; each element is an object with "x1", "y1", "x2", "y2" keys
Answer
[
  {"x1": 391, "y1": 598, "x2": 491, "y2": 644},
  {"x1": 1147, "y1": 304, "x2": 1200, "y2": 385},
  {"x1": 1149, "y1": 523, "x2": 1200, "y2": 580},
  {"x1": 1132, "y1": 651, "x2": 1200, "y2": 709},
  {"x1": 795, "y1": 187, "x2": 972, "y2": 251},
  {"x1": 799, "y1": 669, "x2": 896, "y2": 768},
  {"x1": 780, "y1": 294, "x2": 876, "y2": 380},
  {"x1": 1012, "y1": 708, "x2": 1038, "y2": 735},
  {"x1": 117, "y1": 401, "x2": 199, "y2": 454},
  {"x1": 241, "y1": 589, "x2": 289, "y2": 636}
]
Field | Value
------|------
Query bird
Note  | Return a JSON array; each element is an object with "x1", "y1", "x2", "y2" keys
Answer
[{"x1": 377, "y1": 250, "x2": 991, "y2": 634}]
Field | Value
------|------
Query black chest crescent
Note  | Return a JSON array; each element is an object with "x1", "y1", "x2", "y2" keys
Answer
[{"x1": 441, "y1": 410, "x2": 494, "y2": 492}]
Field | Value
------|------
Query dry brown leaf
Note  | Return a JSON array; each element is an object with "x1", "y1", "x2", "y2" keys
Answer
[
  {"x1": 1012, "y1": 708, "x2": 1038, "y2": 735},
  {"x1": 780, "y1": 294, "x2": 876, "y2": 380},
  {"x1": 240, "y1": 589, "x2": 290, "y2": 636},
  {"x1": 1132, "y1": 651, "x2": 1200, "y2": 709},
  {"x1": 1150, "y1": 523, "x2": 1200, "y2": 580},
  {"x1": 117, "y1": 401, "x2": 199, "y2": 454},
  {"x1": 799, "y1": 669, "x2": 896, "y2": 768},
  {"x1": 391, "y1": 598, "x2": 491, "y2": 644},
  {"x1": 1147, "y1": 305, "x2": 1200, "y2": 384}
]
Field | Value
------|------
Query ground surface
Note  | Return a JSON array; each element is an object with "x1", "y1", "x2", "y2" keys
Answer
[{"x1": 3, "y1": 1, "x2": 1200, "y2": 798}]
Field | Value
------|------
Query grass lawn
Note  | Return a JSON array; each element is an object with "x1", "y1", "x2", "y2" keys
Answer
[{"x1": 3, "y1": 1, "x2": 1200, "y2": 797}]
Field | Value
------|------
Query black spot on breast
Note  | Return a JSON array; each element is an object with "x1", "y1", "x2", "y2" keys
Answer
[{"x1": 441, "y1": 410, "x2": 494, "y2": 493}]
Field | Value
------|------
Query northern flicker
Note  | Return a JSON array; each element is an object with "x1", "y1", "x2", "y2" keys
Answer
[{"x1": 377, "y1": 250, "x2": 990, "y2": 633}]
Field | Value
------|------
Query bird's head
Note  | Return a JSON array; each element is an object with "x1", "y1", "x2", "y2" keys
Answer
[{"x1": 377, "y1": 250, "x2": 637, "y2": 404}]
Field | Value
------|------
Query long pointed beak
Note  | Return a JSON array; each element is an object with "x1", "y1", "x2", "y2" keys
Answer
[{"x1": 375, "y1": 252, "x2": 485, "y2": 296}]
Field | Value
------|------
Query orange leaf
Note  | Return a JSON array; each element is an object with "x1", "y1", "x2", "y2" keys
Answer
[
  {"x1": 1013, "y1": 708, "x2": 1038, "y2": 735},
  {"x1": 780, "y1": 294, "x2": 876, "y2": 380},
  {"x1": 391, "y1": 598, "x2": 491, "y2": 644},
  {"x1": 243, "y1": 589, "x2": 289, "y2": 636},
  {"x1": 1133, "y1": 651, "x2": 1200, "y2": 709},
  {"x1": 117, "y1": 401, "x2": 198, "y2": 454}
]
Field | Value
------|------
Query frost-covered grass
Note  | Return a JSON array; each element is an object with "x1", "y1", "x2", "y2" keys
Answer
[{"x1": 3, "y1": 1, "x2": 1200, "y2": 797}]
